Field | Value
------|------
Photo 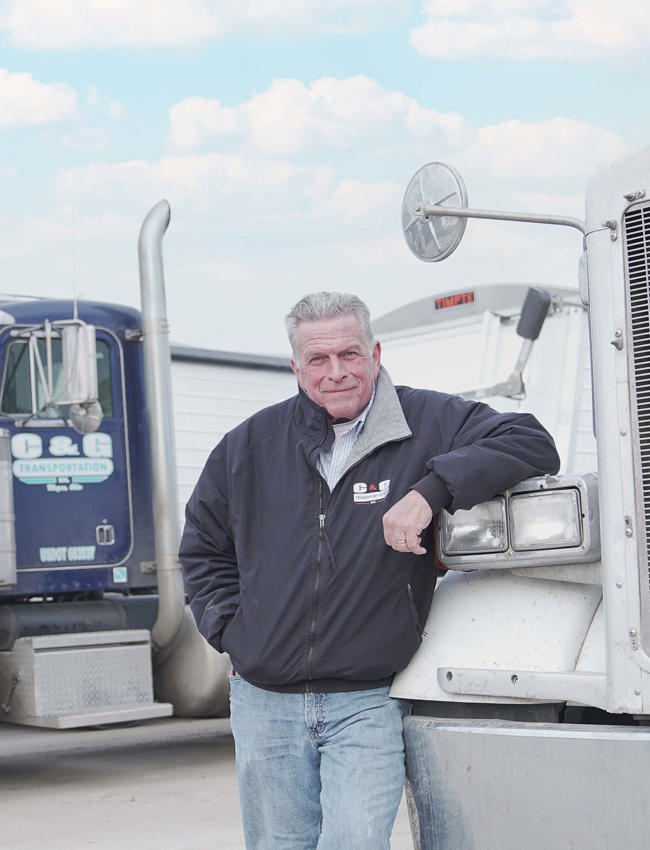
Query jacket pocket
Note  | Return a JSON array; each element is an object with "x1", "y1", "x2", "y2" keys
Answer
[
  {"x1": 407, "y1": 583, "x2": 424, "y2": 641},
  {"x1": 220, "y1": 606, "x2": 242, "y2": 657}
]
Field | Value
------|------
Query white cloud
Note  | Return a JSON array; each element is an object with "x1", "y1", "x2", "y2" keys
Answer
[
  {"x1": 6, "y1": 68, "x2": 630, "y2": 357},
  {"x1": 2, "y1": 0, "x2": 221, "y2": 49},
  {"x1": 61, "y1": 126, "x2": 111, "y2": 151},
  {"x1": 238, "y1": 0, "x2": 409, "y2": 35},
  {"x1": 321, "y1": 179, "x2": 401, "y2": 225},
  {"x1": 107, "y1": 100, "x2": 125, "y2": 119},
  {"x1": 411, "y1": 0, "x2": 650, "y2": 60},
  {"x1": 169, "y1": 76, "x2": 475, "y2": 155},
  {"x1": 165, "y1": 76, "x2": 627, "y2": 200},
  {"x1": 30, "y1": 74, "x2": 625, "y2": 278},
  {"x1": 83, "y1": 85, "x2": 125, "y2": 119},
  {"x1": 0, "y1": 67, "x2": 77, "y2": 129},
  {"x1": 510, "y1": 190, "x2": 586, "y2": 219},
  {"x1": 45, "y1": 76, "x2": 627, "y2": 236},
  {"x1": 2, "y1": 0, "x2": 408, "y2": 49},
  {"x1": 54, "y1": 153, "x2": 338, "y2": 219},
  {"x1": 49, "y1": 111, "x2": 627, "y2": 293},
  {"x1": 168, "y1": 97, "x2": 241, "y2": 150},
  {"x1": 461, "y1": 118, "x2": 627, "y2": 181}
]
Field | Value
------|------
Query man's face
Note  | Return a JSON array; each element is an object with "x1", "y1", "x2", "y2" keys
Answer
[{"x1": 290, "y1": 314, "x2": 381, "y2": 422}]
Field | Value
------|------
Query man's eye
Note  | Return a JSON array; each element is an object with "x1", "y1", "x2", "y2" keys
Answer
[
  {"x1": 310, "y1": 356, "x2": 325, "y2": 366},
  {"x1": 342, "y1": 351, "x2": 360, "y2": 360}
]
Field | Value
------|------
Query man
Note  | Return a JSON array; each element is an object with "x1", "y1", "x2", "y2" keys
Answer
[{"x1": 180, "y1": 291, "x2": 560, "y2": 850}]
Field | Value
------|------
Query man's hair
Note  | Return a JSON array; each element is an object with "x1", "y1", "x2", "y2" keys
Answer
[{"x1": 285, "y1": 292, "x2": 376, "y2": 360}]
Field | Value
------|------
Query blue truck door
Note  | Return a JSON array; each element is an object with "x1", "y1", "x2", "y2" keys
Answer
[{"x1": 1, "y1": 328, "x2": 134, "y2": 594}]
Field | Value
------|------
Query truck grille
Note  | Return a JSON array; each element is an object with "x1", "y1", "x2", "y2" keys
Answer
[{"x1": 625, "y1": 202, "x2": 650, "y2": 595}]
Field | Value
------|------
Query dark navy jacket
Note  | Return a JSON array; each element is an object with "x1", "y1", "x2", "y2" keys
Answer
[{"x1": 179, "y1": 368, "x2": 560, "y2": 691}]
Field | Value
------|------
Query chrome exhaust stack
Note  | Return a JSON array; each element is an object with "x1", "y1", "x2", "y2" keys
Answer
[
  {"x1": 137, "y1": 201, "x2": 229, "y2": 716},
  {"x1": 137, "y1": 200, "x2": 184, "y2": 652}
]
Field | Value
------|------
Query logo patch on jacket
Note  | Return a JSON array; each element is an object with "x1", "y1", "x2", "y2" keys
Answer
[{"x1": 353, "y1": 480, "x2": 390, "y2": 504}]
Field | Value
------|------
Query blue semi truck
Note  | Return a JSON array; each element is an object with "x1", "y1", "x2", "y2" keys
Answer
[{"x1": 0, "y1": 203, "x2": 295, "y2": 728}]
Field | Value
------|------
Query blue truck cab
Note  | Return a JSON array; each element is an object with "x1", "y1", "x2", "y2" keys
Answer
[{"x1": 0, "y1": 298, "x2": 156, "y2": 601}]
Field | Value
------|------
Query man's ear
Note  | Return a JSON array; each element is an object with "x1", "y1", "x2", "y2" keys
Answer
[{"x1": 372, "y1": 341, "x2": 381, "y2": 375}]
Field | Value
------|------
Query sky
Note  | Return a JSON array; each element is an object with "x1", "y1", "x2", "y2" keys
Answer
[{"x1": 0, "y1": 0, "x2": 649, "y2": 356}]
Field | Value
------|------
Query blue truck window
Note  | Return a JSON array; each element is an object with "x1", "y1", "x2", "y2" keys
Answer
[{"x1": 1, "y1": 337, "x2": 114, "y2": 418}]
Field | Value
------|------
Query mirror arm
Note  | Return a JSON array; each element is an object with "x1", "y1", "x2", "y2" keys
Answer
[
  {"x1": 416, "y1": 203, "x2": 586, "y2": 234},
  {"x1": 459, "y1": 330, "x2": 536, "y2": 402},
  {"x1": 45, "y1": 320, "x2": 54, "y2": 402},
  {"x1": 28, "y1": 332, "x2": 53, "y2": 411},
  {"x1": 460, "y1": 370, "x2": 526, "y2": 402}
]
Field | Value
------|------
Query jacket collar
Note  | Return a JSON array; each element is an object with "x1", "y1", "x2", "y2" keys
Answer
[
  {"x1": 296, "y1": 366, "x2": 411, "y2": 473},
  {"x1": 343, "y1": 366, "x2": 411, "y2": 471}
]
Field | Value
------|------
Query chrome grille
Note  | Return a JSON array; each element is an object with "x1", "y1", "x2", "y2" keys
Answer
[{"x1": 625, "y1": 202, "x2": 650, "y2": 594}]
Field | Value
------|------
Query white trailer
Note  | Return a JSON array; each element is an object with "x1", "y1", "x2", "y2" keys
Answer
[
  {"x1": 389, "y1": 148, "x2": 650, "y2": 849},
  {"x1": 374, "y1": 281, "x2": 596, "y2": 475},
  {"x1": 171, "y1": 345, "x2": 295, "y2": 523}
]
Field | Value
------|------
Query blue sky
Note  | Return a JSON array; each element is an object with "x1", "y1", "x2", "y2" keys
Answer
[{"x1": 0, "y1": 0, "x2": 648, "y2": 355}]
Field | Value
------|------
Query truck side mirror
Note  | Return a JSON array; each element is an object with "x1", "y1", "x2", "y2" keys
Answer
[
  {"x1": 516, "y1": 287, "x2": 552, "y2": 341},
  {"x1": 62, "y1": 324, "x2": 103, "y2": 434},
  {"x1": 62, "y1": 324, "x2": 99, "y2": 404}
]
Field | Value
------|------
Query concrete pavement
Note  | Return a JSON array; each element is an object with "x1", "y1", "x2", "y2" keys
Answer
[{"x1": 0, "y1": 717, "x2": 414, "y2": 850}]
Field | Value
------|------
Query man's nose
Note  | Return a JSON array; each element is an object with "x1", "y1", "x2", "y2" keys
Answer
[{"x1": 326, "y1": 355, "x2": 347, "y2": 380}]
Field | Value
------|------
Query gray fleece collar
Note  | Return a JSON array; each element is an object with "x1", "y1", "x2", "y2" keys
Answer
[{"x1": 341, "y1": 366, "x2": 411, "y2": 474}]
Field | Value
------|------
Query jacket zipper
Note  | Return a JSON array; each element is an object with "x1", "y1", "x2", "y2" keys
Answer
[
  {"x1": 302, "y1": 412, "x2": 409, "y2": 690},
  {"x1": 306, "y1": 485, "x2": 326, "y2": 690}
]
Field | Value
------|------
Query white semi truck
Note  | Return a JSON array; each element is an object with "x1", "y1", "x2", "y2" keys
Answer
[{"x1": 388, "y1": 147, "x2": 650, "y2": 849}]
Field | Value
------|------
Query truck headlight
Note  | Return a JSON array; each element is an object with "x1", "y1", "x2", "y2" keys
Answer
[
  {"x1": 440, "y1": 498, "x2": 507, "y2": 554},
  {"x1": 509, "y1": 490, "x2": 582, "y2": 550},
  {"x1": 438, "y1": 473, "x2": 600, "y2": 570}
]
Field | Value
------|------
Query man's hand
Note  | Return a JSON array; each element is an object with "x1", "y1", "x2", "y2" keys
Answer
[{"x1": 382, "y1": 490, "x2": 433, "y2": 555}]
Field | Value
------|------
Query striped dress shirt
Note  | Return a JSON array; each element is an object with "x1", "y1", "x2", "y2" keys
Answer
[{"x1": 317, "y1": 389, "x2": 374, "y2": 490}]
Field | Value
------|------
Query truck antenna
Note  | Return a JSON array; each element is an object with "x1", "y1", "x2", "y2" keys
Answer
[{"x1": 72, "y1": 205, "x2": 79, "y2": 321}]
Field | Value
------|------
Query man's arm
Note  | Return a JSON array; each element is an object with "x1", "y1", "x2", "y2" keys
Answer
[
  {"x1": 179, "y1": 449, "x2": 240, "y2": 652},
  {"x1": 382, "y1": 490, "x2": 432, "y2": 553},
  {"x1": 383, "y1": 392, "x2": 560, "y2": 554}
]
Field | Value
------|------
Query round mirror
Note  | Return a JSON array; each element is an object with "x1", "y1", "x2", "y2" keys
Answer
[
  {"x1": 69, "y1": 400, "x2": 103, "y2": 434},
  {"x1": 402, "y1": 161, "x2": 468, "y2": 262}
]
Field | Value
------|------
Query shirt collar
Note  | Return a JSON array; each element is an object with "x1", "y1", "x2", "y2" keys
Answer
[{"x1": 345, "y1": 382, "x2": 376, "y2": 435}]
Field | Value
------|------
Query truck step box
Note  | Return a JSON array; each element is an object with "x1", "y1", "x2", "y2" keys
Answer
[{"x1": 0, "y1": 629, "x2": 172, "y2": 729}]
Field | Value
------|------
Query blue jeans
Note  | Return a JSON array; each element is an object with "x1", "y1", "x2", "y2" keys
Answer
[{"x1": 229, "y1": 673, "x2": 410, "y2": 850}]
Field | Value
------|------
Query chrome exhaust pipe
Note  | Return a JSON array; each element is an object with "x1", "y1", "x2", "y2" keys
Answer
[{"x1": 137, "y1": 200, "x2": 184, "y2": 652}]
